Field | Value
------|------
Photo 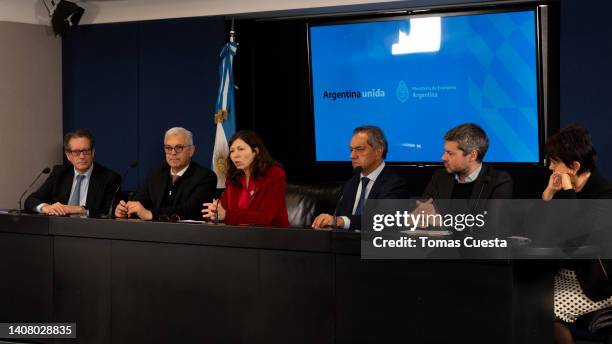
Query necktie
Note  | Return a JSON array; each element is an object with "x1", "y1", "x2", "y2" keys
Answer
[
  {"x1": 355, "y1": 177, "x2": 370, "y2": 215},
  {"x1": 68, "y1": 174, "x2": 85, "y2": 206},
  {"x1": 172, "y1": 174, "x2": 180, "y2": 185}
]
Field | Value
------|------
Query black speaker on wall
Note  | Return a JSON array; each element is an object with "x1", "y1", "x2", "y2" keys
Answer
[{"x1": 47, "y1": 0, "x2": 85, "y2": 36}]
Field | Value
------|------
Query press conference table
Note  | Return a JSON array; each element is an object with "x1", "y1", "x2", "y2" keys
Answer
[{"x1": 0, "y1": 213, "x2": 551, "y2": 344}]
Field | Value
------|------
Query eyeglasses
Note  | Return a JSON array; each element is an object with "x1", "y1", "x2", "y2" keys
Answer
[
  {"x1": 164, "y1": 145, "x2": 192, "y2": 154},
  {"x1": 67, "y1": 148, "x2": 92, "y2": 157},
  {"x1": 159, "y1": 213, "x2": 181, "y2": 223}
]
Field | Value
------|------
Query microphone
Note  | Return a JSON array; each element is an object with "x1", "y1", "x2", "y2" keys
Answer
[
  {"x1": 332, "y1": 166, "x2": 363, "y2": 227},
  {"x1": 213, "y1": 199, "x2": 220, "y2": 224},
  {"x1": 17, "y1": 167, "x2": 51, "y2": 214},
  {"x1": 105, "y1": 160, "x2": 138, "y2": 218},
  {"x1": 474, "y1": 176, "x2": 492, "y2": 204},
  {"x1": 466, "y1": 175, "x2": 494, "y2": 240},
  {"x1": 469, "y1": 175, "x2": 492, "y2": 228}
]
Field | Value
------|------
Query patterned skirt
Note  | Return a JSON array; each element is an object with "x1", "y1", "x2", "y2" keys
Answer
[{"x1": 555, "y1": 268, "x2": 612, "y2": 323}]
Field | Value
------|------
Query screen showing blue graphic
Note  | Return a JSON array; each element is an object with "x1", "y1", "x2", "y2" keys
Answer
[{"x1": 309, "y1": 10, "x2": 540, "y2": 163}]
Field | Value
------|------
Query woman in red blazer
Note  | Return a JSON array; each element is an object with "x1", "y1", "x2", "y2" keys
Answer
[{"x1": 202, "y1": 130, "x2": 289, "y2": 227}]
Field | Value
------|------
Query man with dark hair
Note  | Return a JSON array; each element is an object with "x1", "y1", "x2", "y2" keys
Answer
[
  {"x1": 115, "y1": 127, "x2": 217, "y2": 221},
  {"x1": 419, "y1": 123, "x2": 512, "y2": 213},
  {"x1": 25, "y1": 129, "x2": 121, "y2": 217},
  {"x1": 312, "y1": 125, "x2": 409, "y2": 231}
]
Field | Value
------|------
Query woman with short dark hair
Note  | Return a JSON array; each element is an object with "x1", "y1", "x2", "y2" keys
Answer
[
  {"x1": 202, "y1": 130, "x2": 289, "y2": 227},
  {"x1": 542, "y1": 125, "x2": 612, "y2": 344},
  {"x1": 543, "y1": 125, "x2": 600, "y2": 201}
]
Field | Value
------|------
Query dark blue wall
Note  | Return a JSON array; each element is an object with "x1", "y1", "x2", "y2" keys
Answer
[
  {"x1": 63, "y1": 16, "x2": 225, "y2": 190},
  {"x1": 559, "y1": 0, "x2": 612, "y2": 178}
]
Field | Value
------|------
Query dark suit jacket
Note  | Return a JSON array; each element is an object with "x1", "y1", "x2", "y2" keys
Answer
[
  {"x1": 422, "y1": 165, "x2": 513, "y2": 212},
  {"x1": 555, "y1": 169, "x2": 612, "y2": 302},
  {"x1": 336, "y1": 165, "x2": 410, "y2": 231},
  {"x1": 25, "y1": 163, "x2": 121, "y2": 217},
  {"x1": 135, "y1": 162, "x2": 217, "y2": 221},
  {"x1": 221, "y1": 165, "x2": 289, "y2": 227}
]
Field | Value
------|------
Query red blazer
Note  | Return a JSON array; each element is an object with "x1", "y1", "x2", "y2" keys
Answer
[{"x1": 221, "y1": 165, "x2": 289, "y2": 227}]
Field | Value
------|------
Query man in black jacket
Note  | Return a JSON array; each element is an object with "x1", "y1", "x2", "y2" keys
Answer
[
  {"x1": 417, "y1": 123, "x2": 512, "y2": 216},
  {"x1": 312, "y1": 125, "x2": 409, "y2": 231},
  {"x1": 25, "y1": 129, "x2": 121, "y2": 217},
  {"x1": 115, "y1": 127, "x2": 217, "y2": 221}
]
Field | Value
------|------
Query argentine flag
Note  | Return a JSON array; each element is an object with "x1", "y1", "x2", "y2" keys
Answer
[{"x1": 212, "y1": 39, "x2": 237, "y2": 188}]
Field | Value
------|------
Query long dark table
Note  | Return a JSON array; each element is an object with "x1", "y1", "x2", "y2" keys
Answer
[{"x1": 0, "y1": 213, "x2": 552, "y2": 344}]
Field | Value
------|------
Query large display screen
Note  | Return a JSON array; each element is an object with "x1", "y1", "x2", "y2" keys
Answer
[{"x1": 309, "y1": 9, "x2": 541, "y2": 163}]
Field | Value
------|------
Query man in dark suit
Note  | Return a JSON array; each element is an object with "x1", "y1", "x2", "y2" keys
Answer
[
  {"x1": 25, "y1": 129, "x2": 121, "y2": 217},
  {"x1": 312, "y1": 125, "x2": 409, "y2": 231},
  {"x1": 417, "y1": 123, "x2": 512, "y2": 215},
  {"x1": 115, "y1": 127, "x2": 217, "y2": 221}
]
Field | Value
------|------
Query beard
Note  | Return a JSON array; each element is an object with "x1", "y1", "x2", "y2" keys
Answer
[{"x1": 445, "y1": 164, "x2": 470, "y2": 178}]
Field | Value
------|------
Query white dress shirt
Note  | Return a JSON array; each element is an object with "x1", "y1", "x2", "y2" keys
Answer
[
  {"x1": 340, "y1": 161, "x2": 386, "y2": 229},
  {"x1": 454, "y1": 163, "x2": 482, "y2": 184}
]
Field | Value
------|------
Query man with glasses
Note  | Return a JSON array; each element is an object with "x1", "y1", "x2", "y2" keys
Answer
[
  {"x1": 25, "y1": 129, "x2": 121, "y2": 217},
  {"x1": 114, "y1": 127, "x2": 217, "y2": 221}
]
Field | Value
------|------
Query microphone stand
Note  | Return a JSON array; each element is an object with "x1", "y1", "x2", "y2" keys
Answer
[
  {"x1": 17, "y1": 167, "x2": 51, "y2": 215},
  {"x1": 105, "y1": 161, "x2": 138, "y2": 219},
  {"x1": 214, "y1": 199, "x2": 220, "y2": 224},
  {"x1": 331, "y1": 166, "x2": 362, "y2": 230}
]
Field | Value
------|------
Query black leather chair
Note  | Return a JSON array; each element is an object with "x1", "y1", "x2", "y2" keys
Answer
[
  {"x1": 285, "y1": 182, "x2": 342, "y2": 228},
  {"x1": 574, "y1": 308, "x2": 612, "y2": 344}
]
